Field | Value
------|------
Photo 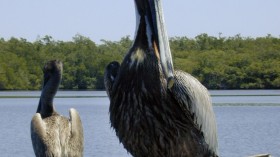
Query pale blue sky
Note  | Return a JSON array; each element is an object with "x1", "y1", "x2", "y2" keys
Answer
[{"x1": 0, "y1": 0, "x2": 279, "y2": 43}]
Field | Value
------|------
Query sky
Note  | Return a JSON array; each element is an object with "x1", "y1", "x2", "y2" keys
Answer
[{"x1": 0, "y1": 0, "x2": 280, "y2": 44}]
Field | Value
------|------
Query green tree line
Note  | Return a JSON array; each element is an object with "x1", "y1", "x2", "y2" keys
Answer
[{"x1": 0, "y1": 34, "x2": 279, "y2": 90}]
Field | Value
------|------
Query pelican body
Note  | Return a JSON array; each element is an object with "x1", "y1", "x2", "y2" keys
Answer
[
  {"x1": 105, "y1": 0, "x2": 218, "y2": 157},
  {"x1": 31, "y1": 60, "x2": 84, "y2": 157}
]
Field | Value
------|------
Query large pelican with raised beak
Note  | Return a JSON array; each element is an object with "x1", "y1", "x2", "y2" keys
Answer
[{"x1": 104, "y1": 0, "x2": 218, "y2": 156}]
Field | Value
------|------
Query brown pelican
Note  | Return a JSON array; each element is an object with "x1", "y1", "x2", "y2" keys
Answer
[
  {"x1": 31, "y1": 60, "x2": 84, "y2": 157},
  {"x1": 104, "y1": 0, "x2": 218, "y2": 157}
]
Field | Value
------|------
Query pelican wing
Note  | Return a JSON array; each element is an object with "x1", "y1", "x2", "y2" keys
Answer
[
  {"x1": 30, "y1": 113, "x2": 47, "y2": 156},
  {"x1": 170, "y1": 70, "x2": 218, "y2": 154},
  {"x1": 69, "y1": 108, "x2": 83, "y2": 137},
  {"x1": 68, "y1": 108, "x2": 84, "y2": 156}
]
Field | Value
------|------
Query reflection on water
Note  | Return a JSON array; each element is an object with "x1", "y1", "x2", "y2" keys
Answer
[
  {"x1": 210, "y1": 90, "x2": 280, "y2": 105},
  {"x1": 216, "y1": 106, "x2": 280, "y2": 157},
  {"x1": 210, "y1": 89, "x2": 280, "y2": 96},
  {"x1": 1, "y1": 90, "x2": 279, "y2": 104},
  {"x1": 0, "y1": 90, "x2": 279, "y2": 157}
]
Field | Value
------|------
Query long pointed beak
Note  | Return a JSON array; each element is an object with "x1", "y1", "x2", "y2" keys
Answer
[
  {"x1": 134, "y1": 0, "x2": 175, "y2": 89},
  {"x1": 153, "y1": 0, "x2": 174, "y2": 88}
]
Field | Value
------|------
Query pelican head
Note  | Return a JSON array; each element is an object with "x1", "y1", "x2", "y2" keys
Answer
[
  {"x1": 43, "y1": 60, "x2": 63, "y2": 86},
  {"x1": 133, "y1": 0, "x2": 174, "y2": 88},
  {"x1": 37, "y1": 60, "x2": 63, "y2": 117}
]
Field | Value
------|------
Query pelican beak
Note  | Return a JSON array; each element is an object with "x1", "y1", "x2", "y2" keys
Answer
[{"x1": 134, "y1": 0, "x2": 175, "y2": 89}]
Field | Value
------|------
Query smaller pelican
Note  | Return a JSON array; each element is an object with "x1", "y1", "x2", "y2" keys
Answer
[{"x1": 31, "y1": 60, "x2": 84, "y2": 157}]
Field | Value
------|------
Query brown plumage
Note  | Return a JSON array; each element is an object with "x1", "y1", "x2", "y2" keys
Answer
[
  {"x1": 31, "y1": 60, "x2": 84, "y2": 157},
  {"x1": 104, "y1": 0, "x2": 218, "y2": 157}
]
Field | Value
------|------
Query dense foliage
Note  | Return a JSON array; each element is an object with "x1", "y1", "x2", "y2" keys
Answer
[{"x1": 0, "y1": 34, "x2": 279, "y2": 90}]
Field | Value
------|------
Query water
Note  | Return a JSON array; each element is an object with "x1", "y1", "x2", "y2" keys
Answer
[
  {"x1": 0, "y1": 90, "x2": 279, "y2": 157},
  {"x1": 210, "y1": 90, "x2": 280, "y2": 105}
]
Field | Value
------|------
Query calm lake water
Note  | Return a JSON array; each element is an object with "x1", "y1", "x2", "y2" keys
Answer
[{"x1": 0, "y1": 90, "x2": 279, "y2": 157}]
